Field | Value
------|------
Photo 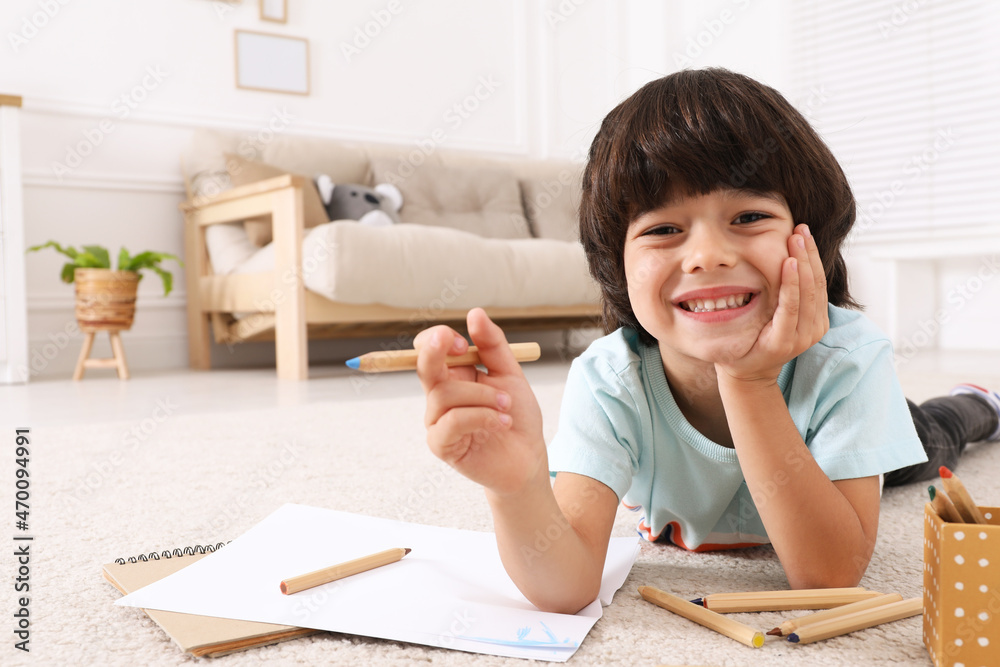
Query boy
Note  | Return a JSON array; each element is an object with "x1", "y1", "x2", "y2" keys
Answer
[{"x1": 414, "y1": 69, "x2": 1000, "y2": 614}]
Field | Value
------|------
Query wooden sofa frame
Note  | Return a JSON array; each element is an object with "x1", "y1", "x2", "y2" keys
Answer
[{"x1": 182, "y1": 175, "x2": 602, "y2": 380}]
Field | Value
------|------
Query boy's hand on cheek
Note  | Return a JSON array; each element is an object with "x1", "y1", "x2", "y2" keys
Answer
[
  {"x1": 716, "y1": 224, "x2": 829, "y2": 386},
  {"x1": 416, "y1": 309, "x2": 547, "y2": 497}
]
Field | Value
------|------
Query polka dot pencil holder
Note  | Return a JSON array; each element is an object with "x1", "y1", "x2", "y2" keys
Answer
[{"x1": 923, "y1": 503, "x2": 999, "y2": 667}]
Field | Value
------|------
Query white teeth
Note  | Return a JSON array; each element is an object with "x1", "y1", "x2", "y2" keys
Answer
[{"x1": 681, "y1": 293, "x2": 751, "y2": 313}]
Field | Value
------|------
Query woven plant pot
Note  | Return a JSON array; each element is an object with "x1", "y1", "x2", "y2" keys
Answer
[{"x1": 74, "y1": 268, "x2": 139, "y2": 332}]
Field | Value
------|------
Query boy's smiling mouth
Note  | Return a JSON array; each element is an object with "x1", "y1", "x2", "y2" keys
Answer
[
  {"x1": 679, "y1": 293, "x2": 753, "y2": 313},
  {"x1": 671, "y1": 287, "x2": 760, "y2": 321}
]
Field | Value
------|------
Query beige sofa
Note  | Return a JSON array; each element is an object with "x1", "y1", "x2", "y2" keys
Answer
[{"x1": 180, "y1": 129, "x2": 601, "y2": 379}]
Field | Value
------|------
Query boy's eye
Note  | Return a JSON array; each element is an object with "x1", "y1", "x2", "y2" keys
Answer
[
  {"x1": 734, "y1": 211, "x2": 769, "y2": 225},
  {"x1": 642, "y1": 225, "x2": 680, "y2": 236}
]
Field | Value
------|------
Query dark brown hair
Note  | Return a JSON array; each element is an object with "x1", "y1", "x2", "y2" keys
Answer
[{"x1": 580, "y1": 68, "x2": 859, "y2": 344}]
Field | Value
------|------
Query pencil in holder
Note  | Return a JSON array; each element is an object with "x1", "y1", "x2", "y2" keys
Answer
[{"x1": 922, "y1": 503, "x2": 1000, "y2": 667}]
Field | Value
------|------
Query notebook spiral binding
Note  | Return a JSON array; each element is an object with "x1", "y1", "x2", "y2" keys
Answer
[{"x1": 115, "y1": 542, "x2": 230, "y2": 565}]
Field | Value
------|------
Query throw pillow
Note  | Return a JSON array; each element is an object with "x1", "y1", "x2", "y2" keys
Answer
[
  {"x1": 224, "y1": 153, "x2": 329, "y2": 246},
  {"x1": 519, "y1": 165, "x2": 583, "y2": 243},
  {"x1": 370, "y1": 159, "x2": 532, "y2": 240}
]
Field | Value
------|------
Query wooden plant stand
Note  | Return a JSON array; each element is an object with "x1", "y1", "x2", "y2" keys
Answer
[
  {"x1": 73, "y1": 329, "x2": 129, "y2": 380},
  {"x1": 72, "y1": 269, "x2": 138, "y2": 381}
]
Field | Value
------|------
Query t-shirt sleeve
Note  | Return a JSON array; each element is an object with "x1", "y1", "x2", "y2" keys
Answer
[
  {"x1": 546, "y1": 354, "x2": 642, "y2": 501},
  {"x1": 795, "y1": 338, "x2": 928, "y2": 480}
]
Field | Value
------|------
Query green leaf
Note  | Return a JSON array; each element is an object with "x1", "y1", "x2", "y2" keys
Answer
[
  {"x1": 60, "y1": 262, "x2": 77, "y2": 283},
  {"x1": 121, "y1": 250, "x2": 154, "y2": 272},
  {"x1": 149, "y1": 265, "x2": 173, "y2": 296},
  {"x1": 74, "y1": 251, "x2": 106, "y2": 268},
  {"x1": 117, "y1": 247, "x2": 131, "y2": 271},
  {"x1": 26, "y1": 240, "x2": 78, "y2": 260},
  {"x1": 81, "y1": 245, "x2": 111, "y2": 269},
  {"x1": 122, "y1": 251, "x2": 182, "y2": 271}
]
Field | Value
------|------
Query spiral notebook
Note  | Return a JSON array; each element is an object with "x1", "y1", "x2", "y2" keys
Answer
[
  {"x1": 103, "y1": 544, "x2": 316, "y2": 658},
  {"x1": 116, "y1": 504, "x2": 641, "y2": 662}
]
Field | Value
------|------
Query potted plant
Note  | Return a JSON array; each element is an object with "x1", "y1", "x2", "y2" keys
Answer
[{"x1": 27, "y1": 242, "x2": 182, "y2": 332}]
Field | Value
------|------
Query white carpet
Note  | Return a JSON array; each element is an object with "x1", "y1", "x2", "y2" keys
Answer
[{"x1": 5, "y1": 375, "x2": 998, "y2": 666}]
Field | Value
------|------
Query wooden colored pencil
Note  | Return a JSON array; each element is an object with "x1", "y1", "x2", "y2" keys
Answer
[
  {"x1": 638, "y1": 586, "x2": 765, "y2": 648},
  {"x1": 939, "y1": 466, "x2": 987, "y2": 524},
  {"x1": 787, "y1": 597, "x2": 922, "y2": 644},
  {"x1": 767, "y1": 592, "x2": 903, "y2": 636},
  {"x1": 346, "y1": 342, "x2": 541, "y2": 372},
  {"x1": 280, "y1": 547, "x2": 411, "y2": 595},
  {"x1": 928, "y1": 486, "x2": 963, "y2": 523},
  {"x1": 692, "y1": 587, "x2": 881, "y2": 613}
]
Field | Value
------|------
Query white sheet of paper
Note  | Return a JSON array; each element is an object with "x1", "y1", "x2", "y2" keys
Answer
[{"x1": 117, "y1": 504, "x2": 639, "y2": 661}]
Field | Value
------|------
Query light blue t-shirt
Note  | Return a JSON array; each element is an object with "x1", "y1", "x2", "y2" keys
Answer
[{"x1": 547, "y1": 305, "x2": 927, "y2": 551}]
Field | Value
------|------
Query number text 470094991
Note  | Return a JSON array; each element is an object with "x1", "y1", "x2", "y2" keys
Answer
[{"x1": 13, "y1": 428, "x2": 32, "y2": 653}]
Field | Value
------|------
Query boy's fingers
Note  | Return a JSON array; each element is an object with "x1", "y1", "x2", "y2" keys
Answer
[
  {"x1": 414, "y1": 325, "x2": 467, "y2": 354},
  {"x1": 425, "y1": 382, "x2": 510, "y2": 428},
  {"x1": 466, "y1": 308, "x2": 522, "y2": 376},
  {"x1": 799, "y1": 225, "x2": 828, "y2": 296},
  {"x1": 771, "y1": 256, "x2": 800, "y2": 344},
  {"x1": 426, "y1": 407, "x2": 511, "y2": 460},
  {"x1": 416, "y1": 328, "x2": 467, "y2": 394},
  {"x1": 791, "y1": 232, "x2": 817, "y2": 334},
  {"x1": 800, "y1": 224, "x2": 830, "y2": 337},
  {"x1": 414, "y1": 327, "x2": 453, "y2": 393}
]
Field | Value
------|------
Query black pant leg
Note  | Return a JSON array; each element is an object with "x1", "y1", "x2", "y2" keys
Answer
[{"x1": 884, "y1": 395, "x2": 996, "y2": 487}]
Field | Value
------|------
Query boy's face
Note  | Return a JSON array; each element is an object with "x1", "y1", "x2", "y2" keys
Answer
[{"x1": 623, "y1": 188, "x2": 795, "y2": 367}]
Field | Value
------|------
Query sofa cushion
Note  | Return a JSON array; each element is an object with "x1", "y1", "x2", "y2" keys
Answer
[
  {"x1": 224, "y1": 154, "x2": 329, "y2": 246},
  {"x1": 261, "y1": 136, "x2": 371, "y2": 186},
  {"x1": 517, "y1": 161, "x2": 583, "y2": 243},
  {"x1": 370, "y1": 159, "x2": 532, "y2": 240},
  {"x1": 300, "y1": 222, "x2": 599, "y2": 309}
]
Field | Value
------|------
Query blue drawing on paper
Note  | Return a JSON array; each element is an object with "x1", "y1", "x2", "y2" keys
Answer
[{"x1": 460, "y1": 621, "x2": 578, "y2": 648}]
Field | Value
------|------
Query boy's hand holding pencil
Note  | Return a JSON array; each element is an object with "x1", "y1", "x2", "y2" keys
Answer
[{"x1": 414, "y1": 308, "x2": 547, "y2": 497}]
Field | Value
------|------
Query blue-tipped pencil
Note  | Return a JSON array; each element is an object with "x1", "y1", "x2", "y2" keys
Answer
[
  {"x1": 786, "y1": 597, "x2": 921, "y2": 644},
  {"x1": 346, "y1": 342, "x2": 540, "y2": 373}
]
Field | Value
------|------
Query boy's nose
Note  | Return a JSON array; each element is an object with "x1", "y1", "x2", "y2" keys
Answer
[{"x1": 681, "y1": 224, "x2": 737, "y2": 273}]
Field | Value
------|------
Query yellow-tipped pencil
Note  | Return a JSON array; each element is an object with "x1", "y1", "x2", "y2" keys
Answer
[
  {"x1": 928, "y1": 486, "x2": 963, "y2": 523},
  {"x1": 280, "y1": 547, "x2": 411, "y2": 595},
  {"x1": 639, "y1": 586, "x2": 765, "y2": 648},
  {"x1": 346, "y1": 342, "x2": 541, "y2": 373},
  {"x1": 939, "y1": 466, "x2": 987, "y2": 524},
  {"x1": 787, "y1": 597, "x2": 922, "y2": 644},
  {"x1": 767, "y1": 592, "x2": 903, "y2": 637},
  {"x1": 691, "y1": 587, "x2": 880, "y2": 613}
]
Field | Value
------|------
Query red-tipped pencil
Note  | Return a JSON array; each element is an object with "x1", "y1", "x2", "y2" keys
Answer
[{"x1": 939, "y1": 467, "x2": 987, "y2": 524}]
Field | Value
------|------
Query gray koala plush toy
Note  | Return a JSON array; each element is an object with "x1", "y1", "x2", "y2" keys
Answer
[{"x1": 314, "y1": 174, "x2": 403, "y2": 227}]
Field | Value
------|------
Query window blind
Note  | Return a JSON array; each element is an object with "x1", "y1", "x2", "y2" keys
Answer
[{"x1": 788, "y1": 0, "x2": 1000, "y2": 237}]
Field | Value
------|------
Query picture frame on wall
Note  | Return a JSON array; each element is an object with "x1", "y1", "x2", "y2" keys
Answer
[
  {"x1": 259, "y1": 0, "x2": 287, "y2": 23},
  {"x1": 234, "y1": 30, "x2": 309, "y2": 95}
]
